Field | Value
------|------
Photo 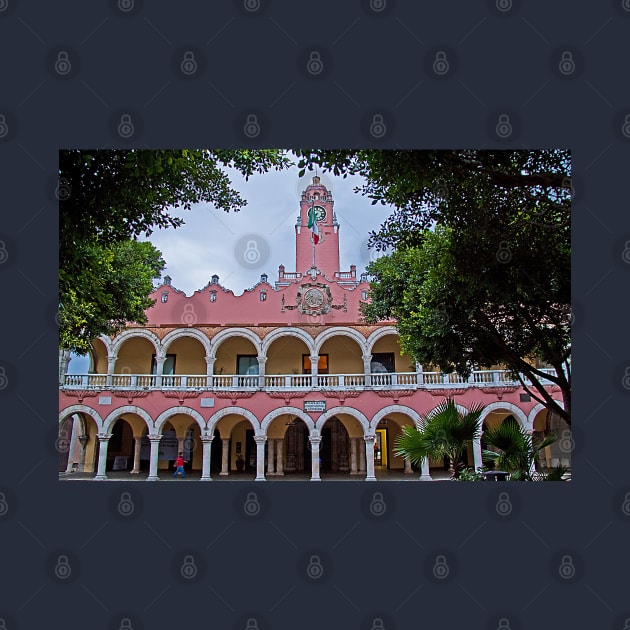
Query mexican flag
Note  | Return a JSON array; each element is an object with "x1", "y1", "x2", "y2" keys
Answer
[{"x1": 307, "y1": 205, "x2": 320, "y2": 245}]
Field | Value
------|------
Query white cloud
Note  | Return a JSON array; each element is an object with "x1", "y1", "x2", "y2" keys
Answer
[{"x1": 143, "y1": 164, "x2": 393, "y2": 296}]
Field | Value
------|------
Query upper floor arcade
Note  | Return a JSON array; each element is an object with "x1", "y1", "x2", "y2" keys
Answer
[{"x1": 60, "y1": 324, "x2": 555, "y2": 393}]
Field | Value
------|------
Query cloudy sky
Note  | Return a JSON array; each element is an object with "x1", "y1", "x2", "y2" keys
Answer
[{"x1": 142, "y1": 163, "x2": 395, "y2": 296}]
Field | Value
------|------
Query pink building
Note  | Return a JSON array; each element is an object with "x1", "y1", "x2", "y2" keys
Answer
[{"x1": 58, "y1": 176, "x2": 567, "y2": 481}]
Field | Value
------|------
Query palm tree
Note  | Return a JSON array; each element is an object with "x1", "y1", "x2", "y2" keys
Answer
[
  {"x1": 394, "y1": 399, "x2": 485, "y2": 479},
  {"x1": 481, "y1": 416, "x2": 564, "y2": 480}
]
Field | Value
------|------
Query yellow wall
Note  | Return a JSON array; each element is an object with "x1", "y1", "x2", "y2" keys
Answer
[
  {"x1": 214, "y1": 337, "x2": 258, "y2": 374},
  {"x1": 320, "y1": 337, "x2": 363, "y2": 374},
  {"x1": 92, "y1": 338, "x2": 109, "y2": 374},
  {"x1": 372, "y1": 336, "x2": 416, "y2": 372},
  {"x1": 116, "y1": 337, "x2": 154, "y2": 374},
  {"x1": 168, "y1": 337, "x2": 206, "y2": 374},
  {"x1": 266, "y1": 337, "x2": 309, "y2": 374}
]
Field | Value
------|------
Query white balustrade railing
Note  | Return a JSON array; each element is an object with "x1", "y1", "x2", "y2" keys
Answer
[{"x1": 62, "y1": 368, "x2": 558, "y2": 392}]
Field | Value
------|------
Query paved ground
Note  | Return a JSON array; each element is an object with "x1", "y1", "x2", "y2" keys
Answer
[{"x1": 59, "y1": 468, "x2": 453, "y2": 482}]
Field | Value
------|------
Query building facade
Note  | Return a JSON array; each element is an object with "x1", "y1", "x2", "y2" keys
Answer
[{"x1": 58, "y1": 176, "x2": 568, "y2": 481}]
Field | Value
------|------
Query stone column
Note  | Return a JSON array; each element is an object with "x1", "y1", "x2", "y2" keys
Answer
[
  {"x1": 146, "y1": 435, "x2": 162, "y2": 481},
  {"x1": 310, "y1": 435, "x2": 322, "y2": 481},
  {"x1": 359, "y1": 439, "x2": 366, "y2": 473},
  {"x1": 254, "y1": 435, "x2": 267, "y2": 481},
  {"x1": 106, "y1": 356, "x2": 117, "y2": 387},
  {"x1": 362, "y1": 354, "x2": 372, "y2": 387},
  {"x1": 64, "y1": 415, "x2": 79, "y2": 473},
  {"x1": 310, "y1": 353, "x2": 319, "y2": 388},
  {"x1": 416, "y1": 362, "x2": 424, "y2": 385},
  {"x1": 419, "y1": 458, "x2": 432, "y2": 481},
  {"x1": 220, "y1": 438, "x2": 230, "y2": 475},
  {"x1": 205, "y1": 357, "x2": 215, "y2": 388},
  {"x1": 93, "y1": 434, "x2": 111, "y2": 481},
  {"x1": 350, "y1": 438, "x2": 359, "y2": 474},
  {"x1": 154, "y1": 355, "x2": 166, "y2": 387},
  {"x1": 404, "y1": 456, "x2": 413, "y2": 474},
  {"x1": 364, "y1": 435, "x2": 377, "y2": 481},
  {"x1": 131, "y1": 436, "x2": 143, "y2": 473},
  {"x1": 200, "y1": 435, "x2": 213, "y2": 481},
  {"x1": 59, "y1": 349, "x2": 70, "y2": 386},
  {"x1": 472, "y1": 431, "x2": 483, "y2": 472},
  {"x1": 276, "y1": 439, "x2": 284, "y2": 475},
  {"x1": 267, "y1": 439, "x2": 275, "y2": 475},
  {"x1": 257, "y1": 356, "x2": 267, "y2": 389}
]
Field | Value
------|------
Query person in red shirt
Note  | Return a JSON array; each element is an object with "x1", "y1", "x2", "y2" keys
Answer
[{"x1": 173, "y1": 452, "x2": 187, "y2": 478}]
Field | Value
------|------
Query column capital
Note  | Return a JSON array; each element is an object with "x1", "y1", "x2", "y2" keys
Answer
[
  {"x1": 205, "y1": 356, "x2": 216, "y2": 365},
  {"x1": 254, "y1": 435, "x2": 267, "y2": 445},
  {"x1": 363, "y1": 434, "x2": 376, "y2": 444},
  {"x1": 362, "y1": 354, "x2": 373, "y2": 363},
  {"x1": 200, "y1": 435, "x2": 214, "y2": 443},
  {"x1": 309, "y1": 436, "x2": 322, "y2": 446},
  {"x1": 97, "y1": 433, "x2": 112, "y2": 442},
  {"x1": 148, "y1": 434, "x2": 162, "y2": 443},
  {"x1": 257, "y1": 356, "x2": 267, "y2": 365}
]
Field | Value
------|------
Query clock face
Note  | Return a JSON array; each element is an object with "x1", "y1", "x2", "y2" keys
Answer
[{"x1": 312, "y1": 205, "x2": 326, "y2": 222}]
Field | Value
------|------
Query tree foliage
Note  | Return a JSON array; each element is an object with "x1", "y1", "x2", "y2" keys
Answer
[
  {"x1": 295, "y1": 149, "x2": 571, "y2": 425},
  {"x1": 59, "y1": 149, "x2": 290, "y2": 353}
]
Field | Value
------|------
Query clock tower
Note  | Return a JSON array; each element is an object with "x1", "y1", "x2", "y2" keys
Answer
[{"x1": 295, "y1": 176, "x2": 340, "y2": 277}]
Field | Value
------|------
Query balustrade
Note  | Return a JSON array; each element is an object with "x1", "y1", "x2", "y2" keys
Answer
[{"x1": 62, "y1": 368, "x2": 554, "y2": 392}]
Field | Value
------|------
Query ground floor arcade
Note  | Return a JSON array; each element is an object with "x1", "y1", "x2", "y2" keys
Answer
[{"x1": 57, "y1": 399, "x2": 568, "y2": 481}]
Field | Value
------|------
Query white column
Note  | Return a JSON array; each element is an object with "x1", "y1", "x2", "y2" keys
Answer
[
  {"x1": 93, "y1": 434, "x2": 111, "y2": 480},
  {"x1": 254, "y1": 436, "x2": 267, "y2": 481},
  {"x1": 310, "y1": 435, "x2": 322, "y2": 481},
  {"x1": 200, "y1": 435, "x2": 213, "y2": 481},
  {"x1": 154, "y1": 355, "x2": 166, "y2": 387},
  {"x1": 106, "y1": 356, "x2": 117, "y2": 387},
  {"x1": 364, "y1": 435, "x2": 377, "y2": 481},
  {"x1": 131, "y1": 436, "x2": 142, "y2": 473},
  {"x1": 59, "y1": 349, "x2": 70, "y2": 385},
  {"x1": 205, "y1": 357, "x2": 215, "y2": 387},
  {"x1": 146, "y1": 435, "x2": 161, "y2": 481},
  {"x1": 220, "y1": 438, "x2": 230, "y2": 475},
  {"x1": 416, "y1": 362, "x2": 424, "y2": 385},
  {"x1": 276, "y1": 439, "x2": 284, "y2": 475},
  {"x1": 267, "y1": 439, "x2": 275, "y2": 475},
  {"x1": 310, "y1": 353, "x2": 319, "y2": 388},
  {"x1": 404, "y1": 456, "x2": 413, "y2": 474},
  {"x1": 64, "y1": 415, "x2": 79, "y2": 473},
  {"x1": 258, "y1": 356, "x2": 267, "y2": 388},
  {"x1": 350, "y1": 437, "x2": 359, "y2": 474},
  {"x1": 359, "y1": 438, "x2": 366, "y2": 472},
  {"x1": 419, "y1": 457, "x2": 432, "y2": 481},
  {"x1": 362, "y1": 354, "x2": 372, "y2": 387},
  {"x1": 473, "y1": 431, "x2": 483, "y2": 472}
]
